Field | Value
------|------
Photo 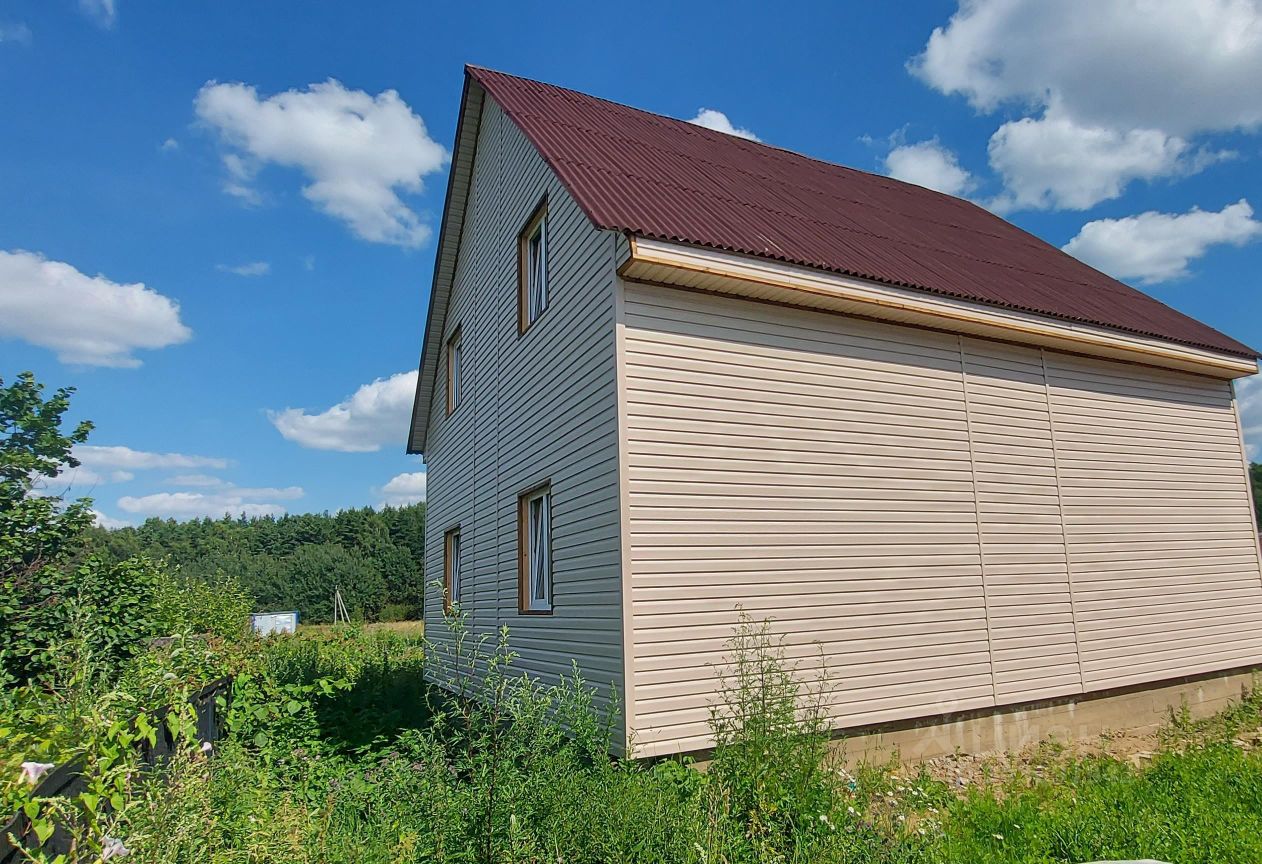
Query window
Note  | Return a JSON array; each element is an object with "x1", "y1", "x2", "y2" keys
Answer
[
  {"x1": 518, "y1": 484, "x2": 552, "y2": 612},
  {"x1": 446, "y1": 326, "x2": 462, "y2": 414},
  {"x1": 517, "y1": 199, "x2": 549, "y2": 332},
  {"x1": 443, "y1": 527, "x2": 462, "y2": 613}
]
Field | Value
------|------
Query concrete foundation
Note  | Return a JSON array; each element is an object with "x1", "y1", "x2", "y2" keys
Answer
[{"x1": 829, "y1": 665, "x2": 1261, "y2": 765}]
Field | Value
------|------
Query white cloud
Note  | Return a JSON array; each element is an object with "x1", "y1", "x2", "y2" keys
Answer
[
  {"x1": 92, "y1": 509, "x2": 131, "y2": 530},
  {"x1": 269, "y1": 370, "x2": 417, "y2": 452},
  {"x1": 911, "y1": 0, "x2": 1262, "y2": 211},
  {"x1": 986, "y1": 107, "x2": 1191, "y2": 211},
  {"x1": 160, "y1": 137, "x2": 179, "y2": 152},
  {"x1": 1063, "y1": 199, "x2": 1262, "y2": 284},
  {"x1": 0, "y1": 22, "x2": 32, "y2": 43},
  {"x1": 0, "y1": 250, "x2": 190, "y2": 367},
  {"x1": 217, "y1": 261, "x2": 270, "y2": 277},
  {"x1": 912, "y1": 0, "x2": 1262, "y2": 135},
  {"x1": 687, "y1": 108, "x2": 760, "y2": 142},
  {"x1": 76, "y1": 445, "x2": 229, "y2": 471},
  {"x1": 61, "y1": 467, "x2": 134, "y2": 487},
  {"x1": 380, "y1": 471, "x2": 427, "y2": 506},
  {"x1": 195, "y1": 79, "x2": 448, "y2": 247},
  {"x1": 117, "y1": 485, "x2": 303, "y2": 520},
  {"x1": 78, "y1": 0, "x2": 116, "y2": 28},
  {"x1": 884, "y1": 139, "x2": 974, "y2": 196},
  {"x1": 1237, "y1": 375, "x2": 1262, "y2": 460},
  {"x1": 165, "y1": 473, "x2": 225, "y2": 487}
]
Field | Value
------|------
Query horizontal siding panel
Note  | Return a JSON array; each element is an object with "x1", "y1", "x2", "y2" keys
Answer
[{"x1": 624, "y1": 281, "x2": 1262, "y2": 757}]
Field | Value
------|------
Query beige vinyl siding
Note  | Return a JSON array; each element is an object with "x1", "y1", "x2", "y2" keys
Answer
[
  {"x1": 1046, "y1": 353, "x2": 1262, "y2": 691},
  {"x1": 622, "y1": 282, "x2": 995, "y2": 756},
  {"x1": 423, "y1": 98, "x2": 624, "y2": 742},
  {"x1": 621, "y1": 280, "x2": 1262, "y2": 757},
  {"x1": 961, "y1": 338, "x2": 1083, "y2": 703}
]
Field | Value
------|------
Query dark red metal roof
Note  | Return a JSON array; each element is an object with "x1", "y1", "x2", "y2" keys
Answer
[{"x1": 470, "y1": 66, "x2": 1256, "y2": 359}]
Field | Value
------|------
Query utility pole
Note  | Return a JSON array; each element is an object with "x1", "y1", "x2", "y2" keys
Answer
[{"x1": 332, "y1": 587, "x2": 350, "y2": 625}]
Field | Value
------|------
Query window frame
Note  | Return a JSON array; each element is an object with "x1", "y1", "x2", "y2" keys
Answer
[
  {"x1": 517, "y1": 197, "x2": 550, "y2": 334},
  {"x1": 443, "y1": 526, "x2": 462, "y2": 614},
  {"x1": 445, "y1": 325, "x2": 463, "y2": 415},
  {"x1": 517, "y1": 482, "x2": 553, "y2": 614}
]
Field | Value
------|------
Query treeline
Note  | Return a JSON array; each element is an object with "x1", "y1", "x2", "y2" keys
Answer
[{"x1": 85, "y1": 504, "x2": 426, "y2": 623}]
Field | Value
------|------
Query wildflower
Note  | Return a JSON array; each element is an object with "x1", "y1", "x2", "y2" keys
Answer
[
  {"x1": 20, "y1": 762, "x2": 55, "y2": 785},
  {"x1": 101, "y1": 836, "x2": 130, "y2": 860},
  {"x1": 846, "y1": 806, "x2": 856, "y2": 815},
  {"x1": 897, "y1": 814, "x2": 906, "y2": 822},
  {"x1": 200, "y1": 741, "x2": 213, "y2": 755},
  {"x1": 918, "y1": 827, "x2": 926, "y2": 835}
]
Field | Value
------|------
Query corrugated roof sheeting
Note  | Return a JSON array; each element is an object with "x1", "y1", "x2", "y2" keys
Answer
[{"x1": 470, "y1": 66, "x2": 1256, "y2": 359}]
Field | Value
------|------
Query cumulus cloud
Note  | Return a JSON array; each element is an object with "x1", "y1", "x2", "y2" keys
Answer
[
  {"x1": 884, "y1": 139, "x2": 974, "y2": 196},
  {"x1": 76, "y1": 445, "x2": 229, "y2": 471},
  {"x1": 92, "y1": 509, "x2": 131, "y2": 530},
  {"x1": 0, "y1": 250, "x2": 190, "y2": 367},
  {"x1": 160, "y1": 137, "x2": 179, "y2": 152},
  {"x1": 269, "y1": 370, "x2": 417, "y2": 452},
  {"x1": 78, "y1": 0, "x2": 116, "y2": 28},
  {"x1": 687, "y1": 108, "x2": 760, "y2": 141},
  {"x1": 195, "y1": 79, "x2": 448, "y2": 247},
  {"x1": 217, "y1": 261, "x2": 270, "y2": 277},
  {"x1": 911, "y1": 0, "x2": 1262, "y2": 210},
  {"x1": 118, "y1": 485, "x2": 304, "y2": 520},
  {"x1": 380, "y1": 471, "x2": 427, "y2": 506},
  {"x1": 1062, "y1": 199, "x2": 1262, "y2": 284},
  {"x1": 987, "y1": 108, "x2": 1191, "y2": 211}
]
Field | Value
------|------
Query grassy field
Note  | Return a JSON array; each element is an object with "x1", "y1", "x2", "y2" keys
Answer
[
  {"x1": 8, "y1": 615, "x2": 1262, "y2": 863},
  {"x1": 298, "y1": 619, "x2": 425, "y2": 638}
]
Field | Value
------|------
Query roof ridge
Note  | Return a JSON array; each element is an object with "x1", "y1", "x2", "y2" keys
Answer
[{"x1": 466, "y1": 65, "x2": 984, "y2": 210}]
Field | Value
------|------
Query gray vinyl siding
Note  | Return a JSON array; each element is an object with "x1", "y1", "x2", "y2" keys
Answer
[
  {"x1": 422, "y1": 98, "x2": 624, "y2": 742},
  {"x1": 620, "y1": 280, "x2": 1262, "y2": 757}
]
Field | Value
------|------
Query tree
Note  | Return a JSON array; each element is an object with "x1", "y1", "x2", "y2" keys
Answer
[{"x1": 1, "y1": 372, "x2": 96, "y2": 684}]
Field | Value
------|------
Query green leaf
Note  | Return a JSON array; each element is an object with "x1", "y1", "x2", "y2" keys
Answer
[{"x1": 33, "y1": 819, "x2": 54, "y2": 844}]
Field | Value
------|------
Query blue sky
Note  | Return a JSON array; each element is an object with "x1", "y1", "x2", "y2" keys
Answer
[{"x1": 3, "y1": 0, "x2": 1261, "y2": 525}]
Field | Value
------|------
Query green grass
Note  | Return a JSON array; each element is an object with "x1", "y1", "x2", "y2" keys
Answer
[{"x1": 15, "y1": 613, "x2": 1262, "y2": 864}]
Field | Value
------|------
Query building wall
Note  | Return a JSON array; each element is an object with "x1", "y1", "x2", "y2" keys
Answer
[
  {"x1": 422, "y1": 99, "x2": 624, "y2": 743},
  {"x1": 620, "y1": 279, "x2": 1262, "y2": 757}
]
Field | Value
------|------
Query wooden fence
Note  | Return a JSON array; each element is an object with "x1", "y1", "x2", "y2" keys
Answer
[{"x1": 0, "y1": 676, "x2": 232, "y2": 862}]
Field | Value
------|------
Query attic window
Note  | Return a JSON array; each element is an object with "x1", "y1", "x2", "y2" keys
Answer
[{"x1": 518, "y1": 199, "x2": 549, "y2": 332}]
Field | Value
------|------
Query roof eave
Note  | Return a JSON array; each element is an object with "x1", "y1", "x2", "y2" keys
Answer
[
  {"x1": 620, "y1": 236, "x2": 1260, "y2": 379},
  {"x1": 406, "y1": 70, "x2": 485, "y2": 456}
]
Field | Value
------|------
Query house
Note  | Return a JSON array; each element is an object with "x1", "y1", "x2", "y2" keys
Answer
[{"x1": 407, "y1": 66, "x2": 1262, "y2": 759}]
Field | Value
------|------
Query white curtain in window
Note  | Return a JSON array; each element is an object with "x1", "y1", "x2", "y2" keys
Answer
[
  {"x1": 529, "y1": 224, "x2": 548, "y2": 321},
  {"x1": 529, "y1": 491, "x2": 550, "y2": 607},
  {"x1": 450, "y1": 533, "x2": 461, "y2": 603}
]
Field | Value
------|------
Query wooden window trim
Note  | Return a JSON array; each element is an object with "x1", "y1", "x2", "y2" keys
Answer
[
  {"x1": 517, "y1": 481, "x2": 553, "y2": 614},
  {"x1": 445, "y1": 325, "x2": 462, "y2": 416},
  {"x1": 517, "y1": 196, "x2": 549, "y2": 335},
  {"x1": 443, "y1": 527, "x2": 461, "y2": 614}
]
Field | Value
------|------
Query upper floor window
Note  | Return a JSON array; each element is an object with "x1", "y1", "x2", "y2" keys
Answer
[
  {"x1": 444, "y1": 527, "x2": 462, "y2": 613},
  {"x1": 518, "y1": 483, "x2": 552, "y2": 613},
  {"x1": 518, "y1": 199, "x2": 549, "y2": 333},
  {"x1": 446, "y1": 326, "x2": 462, "y2": 415}
]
